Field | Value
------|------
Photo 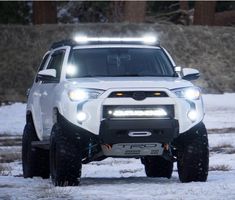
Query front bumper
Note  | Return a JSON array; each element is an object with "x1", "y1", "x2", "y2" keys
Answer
[
  {"x1": 99, "y1": 119, "x2": 179, "y2": 144},
  {"x1": 59, "y1": 88, "x2": 204, "y2": 136}
]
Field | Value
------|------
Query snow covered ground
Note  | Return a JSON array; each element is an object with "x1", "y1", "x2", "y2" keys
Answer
[
  {"x1": 0, "y1": 93, "x2": 235, "y2": 199},
  {"x1": 203, "y1": 93, "x2": 235, "y2": 130}
]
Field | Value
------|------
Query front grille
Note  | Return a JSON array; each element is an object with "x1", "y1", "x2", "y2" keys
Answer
[
  {"x1": 108, "y1": 91, "x2": 168, "y2": 101},
  {"x1": 103, "y1": 105, "x2": 174, "y2": 119}
]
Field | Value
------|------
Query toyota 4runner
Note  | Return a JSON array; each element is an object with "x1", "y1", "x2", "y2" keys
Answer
[{"x1": 22, "y1": 36, "x2": 209, "y2": 186}]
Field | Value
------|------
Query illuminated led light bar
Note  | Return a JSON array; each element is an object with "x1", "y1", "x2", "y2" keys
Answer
[
  {"x1": 74, "y1": 35, "x2": 157, "y2": 44},
  {"x1": 109, "y1": 109, "x2": 167, "y2": 117}
]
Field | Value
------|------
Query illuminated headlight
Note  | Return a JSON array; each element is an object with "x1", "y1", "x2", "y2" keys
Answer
[
  {"x1": 187, "y1": 110, "x2": 198, "y2": 121},
  {"x1": 109, "y1": 109, "x2": 167, "y2": 117},
  {"x1": 68, "y1": 89, "x2": 104, "y2": 102},
  {"x1": 172, "y1": 87, "x2": 201, "y2": 100}
]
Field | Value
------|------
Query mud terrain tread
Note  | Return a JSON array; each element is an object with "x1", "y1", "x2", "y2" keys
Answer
[
  {"x1": 50, "y1": 123, "x2": 82, "y2": 186},
  {"x1": 177, "y1": 123, "x2": 209, "y2": 183},
  {"x1": 143, "y1": 156, "x2": 173, "y2": 179},
  {"x1": 22, "y1": 122, "x2": 49, "y2": 178}
]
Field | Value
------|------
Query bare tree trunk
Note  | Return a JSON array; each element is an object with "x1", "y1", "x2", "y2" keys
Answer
[
  {"x1": 214, "y1": 10, "x2": 235, "y2": 26},
  {"x1": 193, "y1": 1, "x2": 216, "y2": 26},
  {"x1": 109, "y1": 1, "x2": 125, "y2": 22},
  {"x1": 124, "y1": 1, "x2": 146, "y2": 22},
  {"x1": 33, "y1": 1, "x2": 57, "y2": 24},
  {"x1": 179, "y1": 0, "x2": 189, "y2": 11}
]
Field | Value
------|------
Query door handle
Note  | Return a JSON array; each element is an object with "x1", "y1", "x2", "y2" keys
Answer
[{"x1": 33, "y1": 92, "x2": 41, "y2": 97}]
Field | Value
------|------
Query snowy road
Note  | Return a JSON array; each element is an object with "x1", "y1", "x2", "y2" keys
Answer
[
  {"x1": 1, "y1": 169, "x2": 235, "y2": 200},
  {"x1": 0, "y1": 93, "x2": 235, "y2": 199},
  {"x1": 1, "y1": 138, "x2": 235, "y2": 200}
]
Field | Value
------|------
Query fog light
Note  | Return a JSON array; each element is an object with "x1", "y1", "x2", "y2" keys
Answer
[
  {"x1": 77, "y1": 112, "x2": 87, "y2": 122},
  {"x1": 188, "y1": 110, "x2": 197, "y2": 121}
]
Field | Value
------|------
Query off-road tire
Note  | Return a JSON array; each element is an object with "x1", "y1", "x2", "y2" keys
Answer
[
  {"x1": 177, "y1": 122, "x2": 209, "y2": 183},
  {"x1": 22, "y1": 121, "x2": 50, "y2": 178},
  {"x1": 50, "y1": 123, "x2": 82, "y2": 186},
  {"x1": 142, "y1": 156, "x2": 173, "y2": 178}
]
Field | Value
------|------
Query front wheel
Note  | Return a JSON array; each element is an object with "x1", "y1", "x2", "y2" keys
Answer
[
  {"x1": 50, "y1": 123, "x2": 82, "y2": 186},
  {"x1": 142, "y1": 156, "x2": 173, "y2": 179},
  {"x1": 177, "y1": 122, "x2": 209, "y2": 183}
]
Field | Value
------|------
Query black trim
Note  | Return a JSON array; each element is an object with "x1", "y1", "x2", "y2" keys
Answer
[
  {"x1": 57, "y1": 112, "x2": 98, "y2": 144},
  {"x1": 56, "y1": 113, "x2": 101, "y2": 160},
  {"x1": 182, "y1": 73, "x2": 200, "y2": 81},
  {"x1": 99, "y1": 119, "x2": 179, "y2": 144},
  {"x1": 108, "y1": 91, "x2": 168, "y2": 99},
  {"x1": 55, "y1": 110, "x2": 179, "y2": 145},
  {"x1": 36, "y1": 75, "x2": 58, "y2": 83},
  {"x1": 50, "y1": 39, "x2": 76, "y2": 49},
  {"x1": 172, "y1": 122, "x2": 206, "y2": 148}
]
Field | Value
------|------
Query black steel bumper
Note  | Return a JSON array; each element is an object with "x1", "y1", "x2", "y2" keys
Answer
[{"x1": 99, "y1": 119, "x2": 179, "y2": 144}]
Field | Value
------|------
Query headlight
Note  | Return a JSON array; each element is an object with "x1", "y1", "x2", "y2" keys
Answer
[
  {"x1": 68, "y1": 89, "x2": 104, "y2": 102},
  {"x1": 172, "y1": 87, "x2": 201, "y2": 100}
]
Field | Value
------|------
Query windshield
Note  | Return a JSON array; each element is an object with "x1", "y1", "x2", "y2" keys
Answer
[{"x1": 66, "y1": 48, "x2": 175, "y2": 78}]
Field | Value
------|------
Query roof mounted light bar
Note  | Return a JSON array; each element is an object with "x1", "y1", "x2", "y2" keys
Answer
[{"x1": 74, "y1": 35, "x2": 158, "y2": 45}]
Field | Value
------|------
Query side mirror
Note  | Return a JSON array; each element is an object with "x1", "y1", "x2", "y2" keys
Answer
[
  {"x1": 37, "y1": 69, "x2": 56, "y2": 81},
  {"x1": 182, "y1": 68, "x2": 200, "y2": 80}
]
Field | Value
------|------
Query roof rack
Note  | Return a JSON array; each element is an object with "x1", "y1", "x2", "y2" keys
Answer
[{"x1": 50, "y1": 39, "x2": 76, "y2": 50}]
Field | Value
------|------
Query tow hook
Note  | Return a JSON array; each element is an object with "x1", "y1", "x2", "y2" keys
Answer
[{"x1": 162, "y1": 144, "x2": 175, "y2": 162}]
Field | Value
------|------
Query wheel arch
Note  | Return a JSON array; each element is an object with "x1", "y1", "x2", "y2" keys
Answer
[
  {"x1": 52, "y1": 107, "x2": 60, "y2": 124},
  {"x1": 26, "y1": 110, "x2": 40, "y2": 141}
]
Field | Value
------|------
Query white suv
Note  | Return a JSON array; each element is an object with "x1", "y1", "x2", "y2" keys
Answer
[{"x1": 22, "y1": 36, "x2": 209, "y2": 186}]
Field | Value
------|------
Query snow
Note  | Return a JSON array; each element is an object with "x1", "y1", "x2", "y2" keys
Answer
[
  {"x1": 0, "y1": 103, "x2": 25, "y2": 135},
  {"x1": 1, "y1": 93, "x2": 235, "y2": 199},
  {"x1": 0, "y1": 93, "x2": 235, "y2": 135},
  {"x1": 203, "y1": 93, "x2": 235, "y2": 130},
  {"x1": 209, "y1": 133, "x2": 235, "y2": 147},
  {"x1": 1, "y1": 157, "x2": 235, "y2": 199}
]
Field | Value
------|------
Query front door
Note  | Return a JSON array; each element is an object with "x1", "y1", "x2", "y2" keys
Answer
[
  {"x1": 30, "y1": 53, "x2": 50, "y2": 139},
  {"x1": 40, "y1": 49, "x2": 66, "y2": 137}
]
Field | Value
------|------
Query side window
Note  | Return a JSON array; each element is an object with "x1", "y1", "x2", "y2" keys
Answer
[
  {"x1": 46, "y1": 50, "x2": 65, "y2": 81},
  {"x1": 38, "y1": 53, "x2": 50, "y2": 71}
]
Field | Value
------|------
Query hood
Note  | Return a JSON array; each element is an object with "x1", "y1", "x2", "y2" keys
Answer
[{"x1": 65, "y1": 77, "x2": 193, "y2": 90}]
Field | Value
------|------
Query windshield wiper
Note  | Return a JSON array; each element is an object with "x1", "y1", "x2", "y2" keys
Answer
[
  {"x1": 75, "y1": 74, "x2": 173, "y2": 78},
  {"x1": 77, "y1": 74, "x2": 140, "y2": 78},
  {"x1": 109, "y1": 74, "x2": 140, "y2": 77}
]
